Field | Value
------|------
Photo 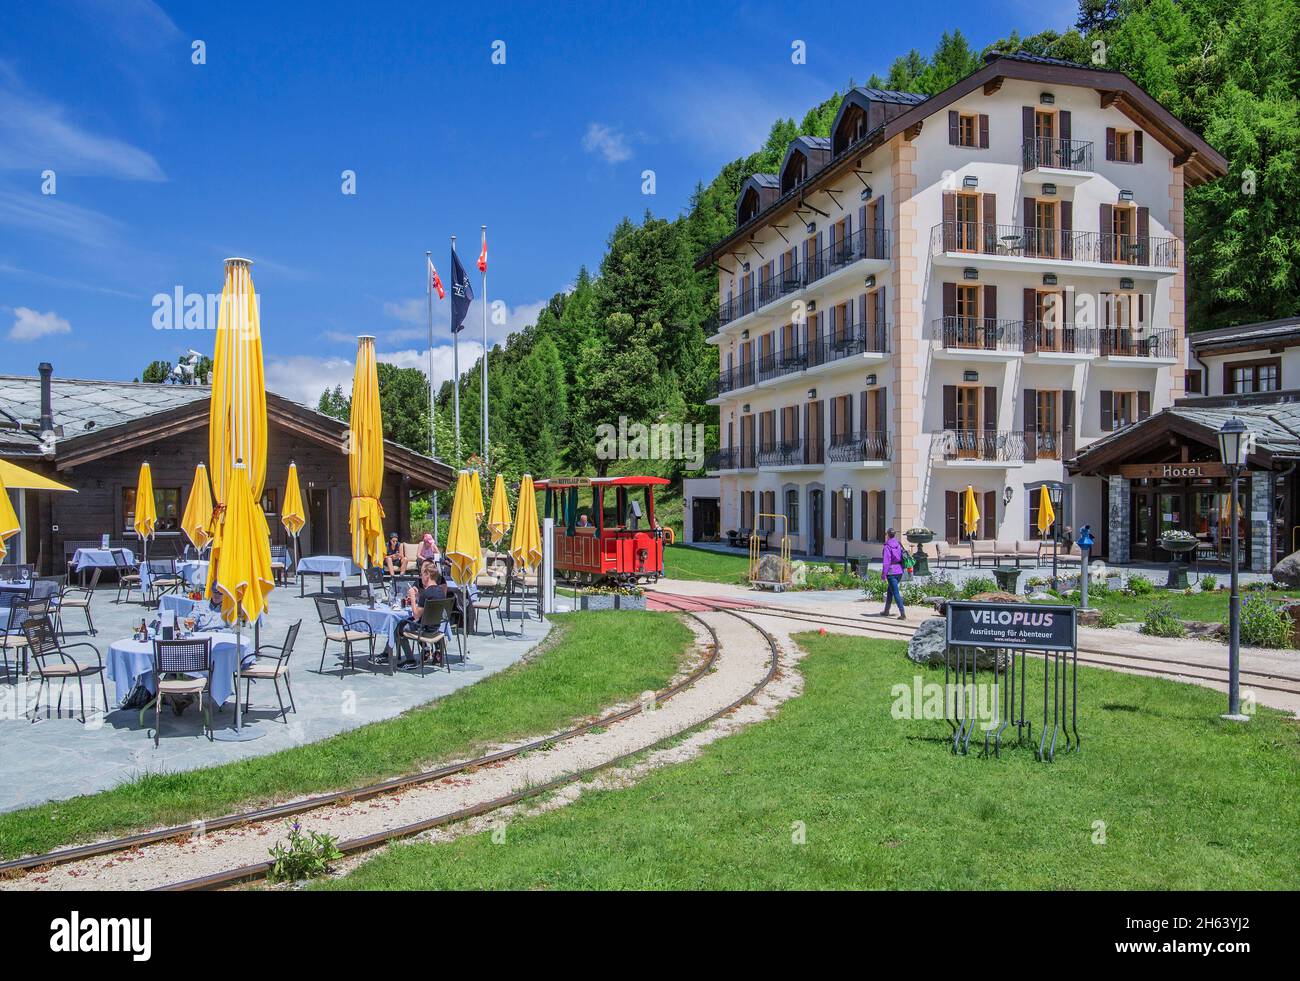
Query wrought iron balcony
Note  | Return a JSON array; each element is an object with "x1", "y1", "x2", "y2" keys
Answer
[
  {"x1": 935, "y1": 317, "x2": 1024, "y2": 353},
  {"x1": 704, "y1": 447, "x2": 738, "y2": 471},
  {"x1": 1099, "y1": 327, "x2": 1176, "y2": 359},
  {"x1": 1022, "y1": 322, "x2": 1098, "y2": 355},
  {"x1": 938, "y1": 429, "x2": 1027, "y2": 463},
  {"x1": 758, "y1": 438, "x2": 810, "y2": 467},
  {"x1": 930, "y1": 221, "x2": 1180, "y2": 269},
  {"x1": 804, "y1": 225, "x2": 890, "y2": 286},
  {"x1": 756, "y1": 345, "x2": 809, "y2": 383},
  {"x1": 1024, "y1": 429, "x2": 1076, "y2": 462},
  {"x1": 709, "y1": 361, "x2": 758, "y2": 398},
  {"x1": 1022, "y1": 137, "x2": 1094, "y2": 173},
  {"x1": 828, "y1": 430, "x2": 891, "y2": 463},
  {"x1": 808, "y1": 322, "x2": 890, "y2": 367}
]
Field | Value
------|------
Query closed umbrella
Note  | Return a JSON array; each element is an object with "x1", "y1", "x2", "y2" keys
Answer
[
  {"x1": 181, "y1": 464, "x2": 214, "y2": 552},
  {"x1": 510, "y1": 474, "x2": 541, "y2": 573},
  {"x1": 0, "y1": 471, "x2": 19, "y2": 562},
  {"x1": 487, "y1": 473, "x2": 512, "y2": 546},
  {"x1": 962, "y1": 485, "x2": 980, "y2": 540},
  {"x1": 282, "y1": 462, "x2": 305, "y2": 577},
  {"x1": 134, "y1": 462, "x2": 157, "y2": 567},
  {"x1": 446, "y1": 471, "x2": 483, "y2": 586},
  {"x1": 348, "y1": 336, "x2": 385, "y2": 573},
  {"x1": 1035, "y1": 484, "x2": 1056, "y2": 537},
  {"x1": 469, "y1": 468, "x2": 485, "y2": 522}
]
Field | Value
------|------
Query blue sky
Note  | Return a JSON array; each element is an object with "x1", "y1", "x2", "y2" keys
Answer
[{"x1": 0, "y1": 0, "x2": 1074, "y2": 405}]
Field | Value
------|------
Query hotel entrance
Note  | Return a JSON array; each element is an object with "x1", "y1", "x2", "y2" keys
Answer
[{"x1": 1128, "y1": 472, "x2": 1249, "y2": 566}]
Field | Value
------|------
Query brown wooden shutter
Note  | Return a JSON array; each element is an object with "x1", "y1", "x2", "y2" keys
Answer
[
  {"x1": 875, "y1": 288, "x2": 887, "y2": 335},
  {"x1": 943, "y1": 385, "x2": 957, "y2": 430},
  {"x1": 1100, "y1": 390, "x2": 1114, "y2": 431},
  {"x1": 860, "y1": 491, "x2": 870, "y2": 542},
  {"x1": 948, "y1": 110, "x2": 959, "y2": 145},
  {"x1": 1023, "y1": 287, "x2": 1038, "y2": 352},
  {"x1": 874, "y1": 194, "x2": 885, "y2": 259},
  {"x1": 983, "y1": 283, "x2": 997, "y2": 323},
  {"x1": 982, "y1": 192, "x2": 997, "y2": 253},
  {"x1": 878, "y1": 386, "x2": 887, "y2": 434},
  {"x1": 978, "y1": 113, "x2": 989, "y2": 149},
  {"x1": 1059, "y1": 110, "x2": 1071, "y2": 141},
  {"x1": 942, "y1": 281, "x2": 957, "y2": 324},
  {"x1": 1105, "y1": 127, "x2": 1116, "y2": 161},
  {"x1": 1100, "y1": 203, "x2": 1113, "y2": 261},
  {"x1": 846, "y1": 493, "x2": 853, "y2": 541},
  {"x1": 1138, "y1": 391, "x2": 1151, "y2": 419},
  {"x1": 1136, "y1": 206, "x2": 1150, "y2": 264},
  {"x1": 983, "y1": 386, "x2": 998, "y2": 436},
  {"x1": 1060, "y1": 199, "x2": 1073, "y2": 259},
  {"x1": 1062, "y1": 390, "x2": 1076, "y2": 458},
  {"x1": 945, "y1": 491, "x2": 959, "y2": 543},
  {"x1": 1138, "y1": 292, "x2": 1146, "y2": 326},
  {"x1": 1022, "y1": 106, "x2": 1034, "y2": 146},
  {"x1": 1134, "y1": 130, "x2": 1143, "y2": 163},
  {"x1": 876, "y1": 490, "x2": 887, "y2": 542},
  {"x1": 942, "y1": 192, "x2": 956, "y2": 250},
  {"x1": 858, "y1": 292, "x2": 867, "y2": 335},
  {"x1": 1024, "y1": 387, "x2": 1037, "y2": 462},
  {"x1": 1223, "y1": 362, "x2": 1236, "y2": 394},
  {"x1": 1023, "y1": 195, "x2": 1037, "y2": 256},
  {"x1": 983, "y1": 491, "x2": 997, "y2": 540}
]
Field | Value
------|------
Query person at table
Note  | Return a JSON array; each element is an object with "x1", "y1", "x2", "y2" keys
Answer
[
  {"x1": 383, "y1": 532, "x2": 403, "y2": 576},
  {"x1": 418, "y1": 532, "x2": 441, "y2": 562},
  {"x1": 400, "y1": 561, "x2": 448, "y2": 668}
]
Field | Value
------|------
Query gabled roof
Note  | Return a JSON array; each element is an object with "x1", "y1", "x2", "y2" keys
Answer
[
  {"x1": 697, "y1": 51, "x2": 1229, "y2": 270},
  {"x1": 0, "y1": 374, "x2": 452, "y2": 489},
  {"x1": 1189, "y1": 317, "x2": 1300, "y2": 356}
]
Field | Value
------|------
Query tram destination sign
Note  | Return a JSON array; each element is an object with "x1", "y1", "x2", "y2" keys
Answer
[{"x1": 945, "y1": 601, "x2": 1077, "y2": 652}]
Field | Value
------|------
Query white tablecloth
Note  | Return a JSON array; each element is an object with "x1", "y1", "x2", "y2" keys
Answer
[
  {"x1": 177, "y1": 560, "x2": 209, "y2": 586},
  {"x1": 72, "y1": 548, "x2": 133, "y2": 570},
  {"x1": 159, "y1": 593, "x2": 264, "y2": 627},
  {"x1": 344, "y1": 604, "x2": 413, "y2": 652},
  {"x1": 297, "y1": 555, "x2": 361, "y2": 579},
  {"x1": 106, "y1": 630, "x2": 254, "y2": 707}
]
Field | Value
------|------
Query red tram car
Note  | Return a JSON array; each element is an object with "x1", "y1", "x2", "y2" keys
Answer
[{"x1": 533, "y1": 476, "x2": 669, "y2": 584}]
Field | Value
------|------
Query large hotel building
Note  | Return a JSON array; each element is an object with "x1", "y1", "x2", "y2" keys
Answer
[{"x1": 697, "y1": 51, "x2": 1228, "y2": 563}]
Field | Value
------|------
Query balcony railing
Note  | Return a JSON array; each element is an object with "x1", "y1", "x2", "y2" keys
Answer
[
  {"x1": 809, "y1": 322, "x2": 890, "y2": 367},
  {"x1": 939, "y1": 429, "x2": 1027, "y2": 463},
  {"x1": 1022, "y1": 137, "x2": 1094, "y2": 173},
  {"x1": 737, "y1": 445, "x2": 757, "y2": 469},
  {"x1": 828, "y1": 430, "x2": 891, "y2": 463},
  {"x1": 758, "y1": 439, "x2": 808, "y2": 467},
  {"x1": 1024, "y1": 429, "x2": 1076, "y2": 462},
  {"x1": 704, "y1": 447, "x2": 737, "y2": 471},
  {"x1": 935, "y1": 317, "x2": 1024, "y2": 353},
  {"x1": 756, "y1": 345, "x2": 809, "y2": 383},
  {"x1": 1022, "y1": 322, "x2": 1098, "y2": 355},
  {"x1": 709, "y1": 361, "x2": 758, "y2": 398},
  {"x1": 1099, "y1": 328, "x2": 1176, "y2": 359},
  {"x1": 931, "y1": 222, "x2": 1180, "y2": 269}
]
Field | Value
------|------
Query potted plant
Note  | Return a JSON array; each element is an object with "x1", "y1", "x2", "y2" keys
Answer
[
  {"x1": 904, "y1": 527, "x2": 935, "y2": 576},
  {"x1": 576, "y1": 583, "x2": 646, "y2": 611},
  {"x1": 1159, "y1": 529, "x2": 1198, "y2": 589}
]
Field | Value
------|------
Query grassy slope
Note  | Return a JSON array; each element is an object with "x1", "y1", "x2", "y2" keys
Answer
[
  {"x1": 0, "y1": 611, "x2": 692, "y2": 861},
  {"x1": 330, "y1": 633, "x2": 1300, "y2": 890},
  {"x1": 1064, "y1": 587, "x2": 1300, "y2": 623},
  {"x1": 662, "y1": 544, "x2": 750, "y2": 584}
]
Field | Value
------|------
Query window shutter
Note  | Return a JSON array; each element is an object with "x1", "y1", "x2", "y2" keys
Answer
[
  {"x1": 876, "y1": 490, "x2": 887, "y2": 542},
  {"x1": 1024, "y1": 388, "x2": 1038, "y2": 462},
  {"x1": 1224, "y1": 362, "x2": 1236, "y2": 394},
  {"x1": 943, "y1": 385, "x2": 957, "y2": 430},
  {"x1": 874, "y1": 194, "x2": 886, "y2": 259},
  {"x1": 1023, "y1": 195, "x2": 1037, "y2": 257},
  {"x1": 878, "y1": 386, "x2": 887, "y2": 434},
  {"x1": 945, "y1": 491, "x2": 959, "y2": 543},
  {"x1": 1059, "y1": 110, "x2": 1071, "y2": 142},
  {"x1": 859, "y1": 390, "x2": 867, "y2": 433},
  {"x1": 858, "y1": 292, "x2": 867, "y2": 335},
  {"x1": 861, "y1": 491, "x2": 870, "y2": 542},
  {"x1": 858, "y1": 204, "x2": 866, "y2": 237},
  {"x1": 942, "y1": 281, "x2": 957, "y2": 321},
  {"x1": 1136, "y1": 206, "x2": 1150, "y2": 265},
  {"x1": 982, "y1": 193, "x2": 997, "y2": 253},
  {"x1": 1022, "y1": 106, "x2": 1034, "y2": 146},
  {"x1": 984, "y1": 387, "x2": 998, "y2": 435},
  {"x1": 1138, "y1": 292, "x2": 1146, "y2": 326},
  {"x1": 1134, "y1": 130, "x2": 1143, "y2": 163},
  {"x1": 948, "y1": 110, "x2": 959, "y2": 145},
  {"x1": 1100, "y1": 390, "x2": 1114, "y2": 431},
  {"x1": 978, "y1": 114, "x2": 989, "y2": 149},
  {"x1": 1060, "y1": 200, "x2": 1073, "y2": 259},
  {"x1": 846, "y1": 493, "x2": 853, "y2": 541},
  {"x1": 983, "y1": 284, "x2": 997, "y2": 323},
  {"x1": 1106, "y1": 127, "x2": 1116, "y2": 161},
  {"x1": 941, "y1": 192, "x2": 956, "y2": 250},
  {"x1": 983, "y1": 491, "x2": 997, "y2": 541},
  {"x1": 1023, "y1": 287, "x2": 1038, "y2": 353},
  {"x1": 1100, "y1": 204, "x2": 1114, "y2": 262},
  {"x1": 1138, "y1": 391, "x2": 1151, "y2": 419},
  {"x1": 875, "y1": 289, "x2": 887, "y2": 336},
  {"x1": 1062, "y1": 390, "x2": 1076, "y2": 458}
]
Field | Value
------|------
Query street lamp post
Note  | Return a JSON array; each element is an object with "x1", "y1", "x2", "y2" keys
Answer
[
  {"x1": 841, "y1": 484, "x2": 852, "y2": 574},
  {"x1": 1049, "y1": 481, "x2": 1064, "y2": 592},
  {"x1": 1218, "y1": 417, "x2": 1251, "y2": 723}
]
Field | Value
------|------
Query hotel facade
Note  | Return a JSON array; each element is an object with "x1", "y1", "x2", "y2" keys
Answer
[{"x1": 698, "y1": 52, "x2": 1227, "y2": 562}]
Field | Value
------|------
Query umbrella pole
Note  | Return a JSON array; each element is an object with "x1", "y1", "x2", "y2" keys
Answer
[{"x1": 213, "y1": 612, "x2": 264, "y2": 742}]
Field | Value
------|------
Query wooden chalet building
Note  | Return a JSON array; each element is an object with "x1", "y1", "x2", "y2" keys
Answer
[{"x1": 0, "y1": 364, "x2": 452, "y2": 573}]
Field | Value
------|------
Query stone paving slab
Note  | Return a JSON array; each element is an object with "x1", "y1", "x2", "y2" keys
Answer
[{"x1": 0, "y1": 584, "x2": 551, "y2": 813}]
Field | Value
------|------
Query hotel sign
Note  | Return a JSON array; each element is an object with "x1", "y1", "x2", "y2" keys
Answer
[
  {"x1": 946, "y1": 601, "x2": 1077, "y2": 652},
  {"x1": 1117, "y1": 463, "x2": 1232, "y2": 479}
]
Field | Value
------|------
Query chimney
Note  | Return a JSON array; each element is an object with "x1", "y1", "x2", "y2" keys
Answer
[{"x1": 38, "y1": 362, "x2": 54, "y2": 434}]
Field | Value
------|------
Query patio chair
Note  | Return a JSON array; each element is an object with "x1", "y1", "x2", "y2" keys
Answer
[
  {"x1": 2, "y1": 596, "x2": 51, "y2": 681},
  {"x1": 146, "y1": 558, "x2": 183, "y2": 604},
  {"x1": 340, "y1": 583, "x2": 372, "y2": 606},
  {"x1": 471, "y1": 581, "x2": 506, "y2": 638},
  {"x1": 269, "y1": 545, "x2": 291, "y2": 586},
  {"x1": 111, "y1": 548, "x2": 142, "y2": 604},
  {"x1": 399, "y1": 542, "x2": 421, "y2": 574},
  {"x1": 399, "y1": 597, "x2": 456, "y2": 675},
  {"x1": 147, "y1": 637, "x2": 214, "y2": 746},
  {"x1": 52, "y1": 567, "x2": 101, "y2": 638},
  {"x1": 240, "y1": 619, "x2": 301, "y2": 722},
  {"x1": 313, "y1": 595, "x2": 375, "y2": 677},
  {"x1": 365, "y1": 565, "x2": 388, "y2": 600},
  {"x1": 21, "y1": 614, "x2": 105, "y2": 724}
]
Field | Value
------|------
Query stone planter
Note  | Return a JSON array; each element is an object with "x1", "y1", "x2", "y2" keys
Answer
[
  {"x1": 577, "y1": 593, "x2": 646, "y2": 611},
  {"x1": 905, "y1": 532, "x2": 934, "y2": 577},
  {"x1": 1160, "y1": 538, "x2": 1198, "y2": 589}
]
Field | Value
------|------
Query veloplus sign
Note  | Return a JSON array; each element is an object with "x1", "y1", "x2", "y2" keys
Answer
[{"x1": 946, "y1": 600, "x2": 1076, "y2": 651}]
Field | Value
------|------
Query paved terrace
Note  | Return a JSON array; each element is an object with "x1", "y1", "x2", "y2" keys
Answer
[{"x1": 0, "y1": 583, "x2": 552, "y2": 813}]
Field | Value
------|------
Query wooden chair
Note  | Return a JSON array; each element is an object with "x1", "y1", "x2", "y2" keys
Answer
[
  {"x1": 21, "y1": 614, "x2": 105, "y2": 724},
  {"x1": 240, "y1": 619, "x2": 301, "y2": 722},
  {"x1": 147, "y1": 637, "x2": 213, "y2": 746},
  {"x1": 312, "y1": 595, "x2": 374, "y2": 677},
  {"x1": 53, "y1": 567, "x2": 101, "y2": 638},
  {"x1": 111, "y1": 548, "x2": 142, "y2": 604}
]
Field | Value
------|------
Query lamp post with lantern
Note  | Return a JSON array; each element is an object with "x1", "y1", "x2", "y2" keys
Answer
[
  {"x1": 1049, "y1": 481, "x2": 1064, "y2": 592},
  {"x1": 1218, "y1": 416, "x2": 1251, "y2": 723},
  {"x1": 840, "y1": 484, "x2": 852, "y2": 574}
]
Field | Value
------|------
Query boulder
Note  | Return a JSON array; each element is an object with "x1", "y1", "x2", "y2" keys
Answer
[
  {"x1": 906, "y1": 616, "x2": 1008, "y2": 671},
  {"x1": 754, "y1": 552, "x2": 790, "y2": 585},
  {"x1": 1087, "y1": 560, "x2": 1109, "y2": 586},
  {"x1": 966, "y1": 591, "x2": 1024, "y2": 604},
  {"x1": 1274, "y1": 550, "x2": 1300, "y2": 588},
  {"x1": 789, "y1": 560, "x2": 808, "y2": 587}
]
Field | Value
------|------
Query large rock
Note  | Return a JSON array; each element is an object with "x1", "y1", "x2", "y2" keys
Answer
[
  {"x1": 1273, "y1": 550, "x2": 1300, "y2": 587},
  {"x1": 967, "y1": 591, "x2": 1024, "y2": 604},
  {"x1": 906, "y1": 616, "x2": 1008, "y2": 671},
  {"x1": 753, "y1": 552, "x2": 790, "y2": 585},
  {"x1": 789, "y1": 560, "x2": 807, "y2": 587}
]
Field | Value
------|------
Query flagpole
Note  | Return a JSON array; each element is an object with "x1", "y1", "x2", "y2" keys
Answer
[
  {"x1": 451, "y1": 235, "x2": 461, "y2": 461},
  {"x1": 481, "y1": 224, "x2": 488, "y2": 472},
  {"x1": 425, "y1": 250, "x2": 438, "y2": 541}
]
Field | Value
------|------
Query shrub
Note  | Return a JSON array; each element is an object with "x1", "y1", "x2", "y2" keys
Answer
[
  {"x1": 960, "y1": 575, "x2": 999, "y2": 598},
  {"x1": 902, "y1": 582, "x2": 930, "y2": 607},
  {"x1": 1126, "y1": 575, "x2": 1154, "y2": 596},
  {"x1": 1097, "y1": 609, "x2": 1121, "y2": 629},
  {"x1": 801, "y1": 567, "x2": 861, "y2": 591},
  {"x1": 919, "y1": 572, "x2": 958, "y2": 598},
  {"x1": 268, "y1": 821, "x2": 344, "y2": 883},
  {"x1": 1235, "y1": 594, "x2": 1293, "y2": 648},
  {"x1": 861, "y1": 575, "x2": 887, "y2": 599},
  {"x1": 1140, "y1": 601, "x2": 1185, "y2": 638},
  {"x1": 1200, "y1": 574, "x2": 1217, "y2": 592}
]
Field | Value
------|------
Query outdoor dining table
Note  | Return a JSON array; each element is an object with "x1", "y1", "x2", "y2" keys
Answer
[
  {"x1": 177, "y1": 559, "x2": 209, "y2": 587},
  {"x1": 344, "y1": 603, "x2": 414, "y2": 674},
  {"x1": 106, "y1": 630, "x2": 254, "y2": 708},
  {"x1": 71, "y1": 547, "x2": 132, "y2": 570},
  {"x1": 296, "y1": 555, "x2": 362, "y2": 596},
  {"x1": 157, "y1": 592, "x2": 266, "y2": 628}
]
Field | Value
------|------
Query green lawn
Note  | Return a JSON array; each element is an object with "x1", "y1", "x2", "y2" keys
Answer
[
  {"x1": 0, "y1": 611, "x2": 692, "y2": 861},
  {"x1": 1074, "y1": 586, "x2": 1300, "y2": 623},
  {"x1": 328, "y1": 632, "x2": 1300, "y2": 890},
  {"x1": 662, "y1": 543, "x2": 750, "y2": 584}
]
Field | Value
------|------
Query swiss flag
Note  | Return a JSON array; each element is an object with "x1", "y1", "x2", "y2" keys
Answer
[
  {"x1": 427, "y1": 257, "x2": 445, "y2": 299},
  {"x1": 477, "y1": 228, "x2": 487, "y2": 274}
]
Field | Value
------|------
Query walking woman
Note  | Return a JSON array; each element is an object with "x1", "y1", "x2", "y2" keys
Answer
[{"x1": 878, "y1": 528, "x2": 907, "y2": 620}]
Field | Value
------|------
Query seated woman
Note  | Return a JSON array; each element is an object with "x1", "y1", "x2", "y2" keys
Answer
[
  {"x1": 418, "y1": 532, "x2": 441, "y2": 562},
  {"x1": 383, "y1": 532, "x2": 403, "y2": 576}
]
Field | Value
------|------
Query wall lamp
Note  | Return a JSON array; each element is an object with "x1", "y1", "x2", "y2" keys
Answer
[
  {"x1": 1040, "y1": 92, "x2": 1055, "y2": 105},
  {"x1": 963, "y1": 268, "x2": 979, "y2": 281},
  {"x1": 963, "y1": 370, "x2": 979, "y2": 383},
  {"x1": 806, "y1": 222, "x2": 816, "y2": 234},
  {"x1": 963, "y1": 175, "x2": 979, "y2": 189},
  {"x1": 1042, "y1": 273, "x2": 1058, "y2": 286},
  {"x1": 865, "y1": 373, "x2": 877, "y2": 387},
  {"x1": 1120, "y1": 277, "x2": 1135, "y2": 290},
  {"x1": 860, "y1": 186, "x2": 873, "y2": 200},
  {"x1": 807, "y1": 388, "x2": 817, "y2": 400},
  {"x1": 864, "y1": 275, "x2": 876, "y2": 289},
  {"x1": 1042, "y1": 182, "x2": 1057, "y2": 195},
  {"x1": 1118, "y1": 189, "x2": 1134, "y2": 202}
]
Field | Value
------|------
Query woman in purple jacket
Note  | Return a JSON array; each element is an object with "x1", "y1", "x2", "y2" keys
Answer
[{"x1": 878, "y1": 528, "x2": 907, "y2": 620}]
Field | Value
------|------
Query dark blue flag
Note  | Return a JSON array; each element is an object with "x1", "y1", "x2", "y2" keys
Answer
[{"x1": 450, "y1": 248, "x2": 474, "y2": 334}]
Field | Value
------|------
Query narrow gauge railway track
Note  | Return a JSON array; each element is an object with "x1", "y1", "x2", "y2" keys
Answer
[
  {"x1": 1, "y1": 608, "x2": 731, "y2": 882},
  {"x1": 647, "y1": 591, "x2": 1300, "y2": 698}
]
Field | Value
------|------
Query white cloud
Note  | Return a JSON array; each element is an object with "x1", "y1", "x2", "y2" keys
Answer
[
  {"x1": 266, "y1": 342, "x2": 486, "y2": 409},
  {"x1": 9, "y1": 307, "x2": 71, "y2": 341},
  {"x1": 0, "y1": 186, "x2": 124, "y2": 247},
  {"x1": 381, "y1": 295, "x2": 547, "y2": 348},
  {"x1": 582, "y1": 122, "x2": 633, "y2": 164}
]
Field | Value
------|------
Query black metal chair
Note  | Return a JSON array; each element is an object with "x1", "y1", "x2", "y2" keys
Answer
[
  {"x1": 269, "y1": 545, "x2": 291, "y2": 586},
  {"x1": 21, "y1": 614, "x2": 104, "y2": 723},
  {"x1": 471, "y1": 581, "x2": 506, "y2": 638},
  {"x1": 399, "y1": 597, "x2": 455, "y2": 675},
  {"x1": 364, "y1": 566, "x2": 388, "y2": 603},
  {"x1": 111, "y1": 548, "x2": 142, "y2": 604},
  {"x1": 2, "y1": 596, "x2": 51, "y2": 680},
  {"x1": 146, "y1": 557, "x2": 183, "y2": 604},
  {"x1": 53, "y1": 567, "x2": 102, "y2": 638},
  {"x1": 147, "y1": 637, "x2": 213, "y2": 746},
  {"x1": 240, "y1": 619, "x2": 301, "y2": 722},
  {"x1": 312, "y1": 595, "x2": 374, "y2": 677}
]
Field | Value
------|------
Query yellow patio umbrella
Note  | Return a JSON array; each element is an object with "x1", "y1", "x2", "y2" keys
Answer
[
  {"x1": 211, "y1": 461, "x2": 274, "y2": 626},
  {"x1": 469, "y1": 467, "x2": 485, "y2": 521},
  {"x1": 0, "y1": 459, "x2": 75, "y2": 493},
  {"x1": 1035, "y1": 484, "x2": 1056, "y2": 538},
  {"x1": 446, "y1": 470, "x2": 484, "y2": 586},
  {"x1": 348, "y1": 336, "x2": 386, "y2": 570},
  {"x1": 487, "y1": 473, "x2": 512, "y2": 545},
  {"x1": 181, "y1": 463, "x2": 214, "y2": 551},
  {"x1": 510, "y1": 473, "x2": 542, "y2": 573},
  {"x1": 962, "y1": 485, "x2": 981, "y2": 539},
  {"x1": 282, "y1": 463, "x2": 305, "y2": 539},
  {"x1": 134, "y1": 461, "x2": 157, "y2": 563},
  {"x1": 0, "y1": 471, "x2": 20, "y2": 562}
]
